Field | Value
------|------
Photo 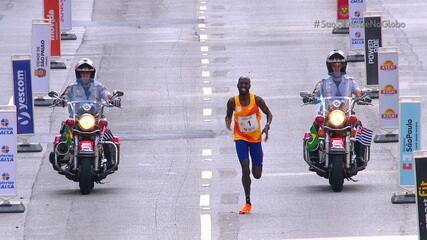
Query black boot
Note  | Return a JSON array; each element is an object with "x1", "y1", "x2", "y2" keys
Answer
[
  {"x1": 354, "y1": 142, "x2": 366, "y2": 167},
  {"x1": 49, "y1": 152, "x2": 55, "y2": 165},
  {"x1": 308, "y1": 150, "x2": 319, "y2": 171},
  {"x1": 103, "y1": 144, "x2": 117, "y2": 171}
]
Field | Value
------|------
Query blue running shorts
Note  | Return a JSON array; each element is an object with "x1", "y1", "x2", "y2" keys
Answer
[{"x1": 235, "y1": 140, "x2": 263, "y2": 166}]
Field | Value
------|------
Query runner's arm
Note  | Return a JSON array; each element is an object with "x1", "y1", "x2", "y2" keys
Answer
[
  {"x1": 225, "y1": 97, "x2": 234, "y2": 130},
  {"x1": 256, "y1": 96, "x2": 272, "y2": 129}
]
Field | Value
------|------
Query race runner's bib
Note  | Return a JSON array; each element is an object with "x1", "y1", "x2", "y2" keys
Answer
[{"x1": 238, "y1": 114, "x2": 259, "y2": 133}]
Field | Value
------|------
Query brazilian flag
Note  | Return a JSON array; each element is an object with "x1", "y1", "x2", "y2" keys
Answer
[
  {"x1": 306, "y1": 125, "x2": 320, "y2": 152},
  {"x1": 64, "y1": 126, "x2": 73, "y2": 147}
]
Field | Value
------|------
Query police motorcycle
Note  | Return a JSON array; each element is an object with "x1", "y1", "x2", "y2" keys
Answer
[
  {"x1": 48, "y1": 90, "x2": 124, "y2": 194},
  {"x1": 300, "y1": 91, "x2": 372, "y2": 192}
]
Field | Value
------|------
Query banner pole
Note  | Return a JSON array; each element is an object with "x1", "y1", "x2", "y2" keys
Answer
[
  {"x1": 414, "y1": 150, "x2": 427, "y2": 238},
  {"x1": 374, "y1": 47, "x2": 400, "y2": 143},
  {"x1": 364, "y1": 12, "x2": 383, "y2": 99},
  {"x1": 60, "y1": 0, "x2": 77, "y2": 40},
  {"x1": 332, "y1": 0, "x2": 350, "y2": 34},
  {"x1": 0, "y1": 105, "x2": 25, "y2": 213},
  {"x1": 44, "y1": 0, "x2": 67, "y2": 69},
  {"x1": 347, "y1": 0, "x2": 366, "y2": 63},
  {"x1": 31, "y1": 19, "x2": 54, "y2": 107},
  {"x1": 11, "y1": 55, "x2": 43, "y2": 153},
  {"x1": 391, "y1": 96, "x2": 422, "y2": 204}
]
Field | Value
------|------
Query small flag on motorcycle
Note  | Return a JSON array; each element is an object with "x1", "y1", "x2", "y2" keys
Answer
[
  {"x1": 64, "y1": 126, "x2": 73, "y2": 147},
  {"x1": 102, "y1": 129, "x2": 114, "y2": 142},
  {"x1": 306, "y1": 125, "x2": 320, "y2": 152},
  {"x1": 355, "y1": 126, "x2": 373, "y2": 146}
]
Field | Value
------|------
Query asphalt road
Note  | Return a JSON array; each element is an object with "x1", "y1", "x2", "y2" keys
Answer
[{"x1": 1, "y1": 0, "x2": 427, "y2": 239}]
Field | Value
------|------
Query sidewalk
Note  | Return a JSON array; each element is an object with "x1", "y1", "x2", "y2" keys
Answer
[{"x1": 0, "y1": 0, "x2": 93, "y2": 239}]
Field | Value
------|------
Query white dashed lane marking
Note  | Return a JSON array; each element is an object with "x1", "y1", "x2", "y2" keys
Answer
[
  {"x1": 203, "y1": 108, "x2": 212, "y2": 116},
  {"x1": 202, "y1": 71, "x2": 210, "y2": 77},
  {"x1": 199, "y1": 3, "x2": 211, "y2": 239},
  {"x1": 203, "y1": 87, "x2": 212, "y2": 95},
  {"x1": 200, "y1": 194, "x2": 210, "y2": 207},
  {"x1": 202, "y1": 149, "x2": 212, "y2": 156},
  {"x1": 201, "y1": 171, "x2": 213, "y2": 179},
  {"x1": 200, "y1": 34, "x2": 208, "y2": 41},
  {"x1": 200, "y1": 214, "x2": 212, "y2": 240}
]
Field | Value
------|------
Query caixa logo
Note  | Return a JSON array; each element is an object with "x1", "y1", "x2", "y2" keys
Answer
[
  {"x1": 0, "y1": 145, "x2": 14, "y2": 162},
  {"x1": 0, "y1": 118, "x2": 13, "y2": 135},
  {"x1": 16, "y1": 70, "x2": 32, "y2": 126},
  {"x1": 1, "y1": 145, "x2": 9, "y2": 154},
  {"x1": 0, "y1": 118, "x2": 9, "y2": 127},
  {"x1": 1, "y1": 172, "x2": 10, "y2": 181}
]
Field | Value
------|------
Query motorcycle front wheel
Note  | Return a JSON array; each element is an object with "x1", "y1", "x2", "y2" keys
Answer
[
  {"x1": 329, "y1": 155, "x2": 344, "y2": 192},
  {"x1": 79, "y1": 158, "x2": 93, "y2": 194}
]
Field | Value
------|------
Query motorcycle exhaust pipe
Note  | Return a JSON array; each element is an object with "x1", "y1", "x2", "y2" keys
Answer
[{"x1": 55, "y1": 142, "x2": 70, "y2": 156}]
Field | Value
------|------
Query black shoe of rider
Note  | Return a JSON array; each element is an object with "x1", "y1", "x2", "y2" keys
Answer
[
  {"x1": 106, "y1": 161, "x2": 118, "y2": 171},
  {"x1": 356, "y1": 158, "x2": 365, "y2": 167},
  {"x1": 49, "y1": 152, "x2": 55, "y2": 165},
  {"x1": 308, "y1": 166, "x2": 316, "y2": 171}
]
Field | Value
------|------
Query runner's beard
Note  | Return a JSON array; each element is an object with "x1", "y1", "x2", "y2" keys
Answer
[{"x1": 239, "y1": 87, "x2": 249, "y2": 95}]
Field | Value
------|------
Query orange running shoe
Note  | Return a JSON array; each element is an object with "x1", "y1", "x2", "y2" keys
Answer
[{"x1": 239, "y1": 203, "x2": 252, "y2": 214}]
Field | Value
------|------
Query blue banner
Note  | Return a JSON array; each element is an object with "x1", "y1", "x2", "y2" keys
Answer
[
  {"x1": 400, "y1": 99, "x2": 421, "y2": 187},
  {"x1": 12, "y1": 59, "x2": 35, "y2": 135}
]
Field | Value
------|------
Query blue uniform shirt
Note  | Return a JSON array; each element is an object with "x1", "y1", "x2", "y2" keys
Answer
[
  {"x1": 63, "y1": 80, "x2": 110, "y2": 102},
  {"x1": 315, "y1": 75, "x2": 361, "y2": 98}
]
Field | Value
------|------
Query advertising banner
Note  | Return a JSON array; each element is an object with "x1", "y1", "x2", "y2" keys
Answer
[
  {"x1": 378, "y1": 48, "x2": 399, "y2": 129},
  {"x1": 364, "y1": 15, "x2": 382, "y2": 86},
  {"x1": 337, "y1": 0, "x2": 349, "y2": 20},
  {"x1": 399, "y1": 97, "x2": 422, "y2": 187},
  {"x1": 60, "y1": 0, "x2": 72, "y2": 32},
  {"x1": 31, "y1": 20, "x2": 51, "y2": 94},
  {"x1": 0, "y1": 105, "x2": 17, "y2": 197},
  {"x1": 414, "y1": 151, "x2": 427, "y2": 239},
  {"x1": 349, "y1": 0, "x2": 366, "y2": 50},
  {"x1": 12, "y1": 56, "x2": 35, "y2": 135},
  {"x1": 44, "y1": 0, "x2": 61, "y2": 56}
]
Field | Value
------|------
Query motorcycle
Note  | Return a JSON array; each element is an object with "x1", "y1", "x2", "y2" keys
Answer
[
  {"x1": 48, "y1": 90, "x2": 124, "y2": 194},
  {"x1": 300, "y1": 91, "x2": 372, "y2": 192}
]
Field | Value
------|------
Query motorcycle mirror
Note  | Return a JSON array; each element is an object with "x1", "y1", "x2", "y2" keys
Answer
[
  {"x1": 300, "y1": 91, "x2": 310, "y2": 98},
  {"x1": 113, "y1": 90, "x2": 124, "y2": 97},
  {"x1": 361, "y1": 88, "x2": 372, "y2": 94},
  {"x1": 48, "y1": 91, "x2": 59, "y2": 98},
  {"x1": 364, "y1": 97, "x2": 372, "y2": 103}
]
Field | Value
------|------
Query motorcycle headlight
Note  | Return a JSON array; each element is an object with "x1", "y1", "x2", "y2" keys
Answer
[
  {"x1": 328, "y1": 110, "x2": 346, "y2": 128},
  {"x1": 78, "y1": 113, "x2": 96, "y2": 130}
]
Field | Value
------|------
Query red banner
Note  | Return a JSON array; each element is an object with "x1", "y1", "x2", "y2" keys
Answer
[
  {"x1": 337, "y1": 0, "x2": 349, "y2": 20},
  {"x1": 44, "y1": 0, "x2": 61, "y2": 57}
]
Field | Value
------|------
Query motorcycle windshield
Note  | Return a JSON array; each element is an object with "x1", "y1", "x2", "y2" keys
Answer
[
  {"x1": 67, "y1": 100, "x2": 105, "y2": 118},
  {"x1": 317, "y1": 96, "x2": 353, "y2": 116}
]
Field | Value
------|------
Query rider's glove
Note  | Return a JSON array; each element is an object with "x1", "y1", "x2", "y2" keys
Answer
[
  {"x1": 53, "y1": 98, "x2": 65, "y2": 107},
  {"x1": 110, "y1": 98, "x2": 121, "y2": 108},
  {"x1": 362, "y1": 96, "x2": 372, "y2": 103},
  {"x1": 303, "y1": 97, "x2": 314, "y2": 104}
]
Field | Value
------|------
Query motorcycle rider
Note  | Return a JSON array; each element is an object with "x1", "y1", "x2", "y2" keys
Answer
[
  {"x1": 61, "y1": 58, "x2": 121, "y2": 106},
  {"x1": 305, "y1": 50, "x2": 367, "y2": 168},
  {"x1": 50, "y1": 58, "x2": 121, "y2": 168}
]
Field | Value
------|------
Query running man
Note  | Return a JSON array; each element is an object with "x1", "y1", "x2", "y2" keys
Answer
[{"x1": 225, "y1": 76, "x2": 273, "y2": 214}]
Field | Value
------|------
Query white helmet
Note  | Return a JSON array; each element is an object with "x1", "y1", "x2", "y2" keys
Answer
[
  {"x1": 326, "y1": 49, "x2": 347, "y2": 74},
  {"x1": 75, "y1": 58, "x2": 96, "y2": 79}
]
